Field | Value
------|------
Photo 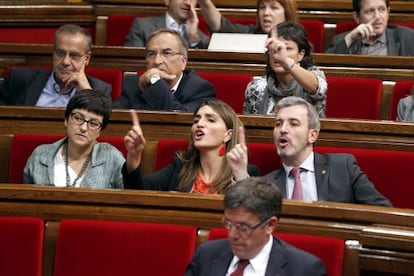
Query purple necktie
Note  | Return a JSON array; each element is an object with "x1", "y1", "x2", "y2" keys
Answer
[
  {"x1": 291, "y1": 167, "x2": 303, "y2": 200},
  {"x1": 230, "y1": 259, "x2": 249, "y2": 276}
]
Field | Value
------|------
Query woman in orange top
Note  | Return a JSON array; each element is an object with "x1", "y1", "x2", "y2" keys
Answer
[{"x1": 123, "y1": 99, "x2": 260, "y2": 194}]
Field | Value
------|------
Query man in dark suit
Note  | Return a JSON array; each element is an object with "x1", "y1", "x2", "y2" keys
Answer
[
  {"x1": 124, "y1": 0, "x2": 209, "y2": 49},
  {"x1": 113, "y1": 29, "x2": 215, "y2": 111},
  {"x1": 265, "y1": 96, "x2": 392, "y2": 206},
  {"x1": 186, "y1": 177, "x2": 326, "y2": 275},
  {"x1": 326, "y1": 0, "x2": 414, "y2": 56},
  {"x1": 0, "y1": 24, "x2": 111, "y2": 107}
]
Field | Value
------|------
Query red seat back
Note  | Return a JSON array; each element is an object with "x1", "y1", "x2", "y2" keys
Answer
[
  {"x1": 9, "y1": 134, "x2": 126, "y2": 184},
  {"x1": 0, "y1": 216, "x2": 44, "y2": 276},
  {"x1": 208, "y1": 228, "x2": 344, "y2": 276},
  {"x1": 325, "y1": 77, "x2": 382, "y2": 119},
  {"x1": 315, "y1": 146, "x2": 414, "y2": 209},
  {"x1": 54, "y1": 219, "x2": 196, "y2": 276},
  {"x1": 197, "y1": 72, "x2": 253, "y2": 113},
  {"x1": 389, "y1": 80, "x2": 414, "y2": 120},
  {"x1": 300, "y1": 19, "x2": 325, "y2": 53},
  {"x1": 0, "y1": 27, "x2": 95, "y2": 44},
  {"x1": 106, "y1": 14, "x2": 137, "y2": 46}
]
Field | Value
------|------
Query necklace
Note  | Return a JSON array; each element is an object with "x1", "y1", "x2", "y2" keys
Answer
[{"x1": 63, "y1": 143, "x2": 92, "y2": 187}]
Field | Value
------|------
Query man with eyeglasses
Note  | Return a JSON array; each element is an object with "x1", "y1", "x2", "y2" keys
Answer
[
  {"x1": 124, "y1": 0, "x2": 209, "y2": 49},
  {"x1": 0, "y1": 24, "x2": 111, "y2": 106},
  {"x1": 186, "y1": 177, "x2": 326, "y2": 275},
  {"x1": 113, "y1": 29, "x2": 215, "y2": 111}
]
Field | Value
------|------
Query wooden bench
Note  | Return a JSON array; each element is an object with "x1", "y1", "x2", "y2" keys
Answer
[
  {"x1": 0, "y1": 184, "x2": 413, "y2": 275},
  {"x1": 1, "y1": 43, "x2": 413, "y2": 119},
  {"x1": 1, "y1": 106, "x2": 414, "y2": 184}
]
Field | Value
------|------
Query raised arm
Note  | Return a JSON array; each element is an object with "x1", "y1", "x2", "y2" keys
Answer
[
  {"x1": 125, "y1": 110, "x2": 146, "y2": 172},
  {"x1": 197, "y1": 0, "x2": 222, "y2": 32},
  {"x1": 226, "y1": 126, "x2": 249, "y2": 181}
]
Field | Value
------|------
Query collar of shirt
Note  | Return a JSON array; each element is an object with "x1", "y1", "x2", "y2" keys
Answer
[
  {"x1": 227, "y1": 235, "x2": 273, "y2": 276},
  {"x1": 165, "y1": 12, "x2": 185, "y2": 34},
  {"x1": 282, "y1": 151, "x2": 315, "y2": 176},
  {"x1": 170, "y1": 72, "x2": 184, "y2": 94},
  {"x1": 36, "y1": 72, "x2": 75, "y2": 107}
]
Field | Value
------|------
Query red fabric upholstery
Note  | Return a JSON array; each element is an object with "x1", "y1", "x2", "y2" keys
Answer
[
  {"x1": 208, "y1": 228, "x2": 344, "y2": 276},
  {"x1": 53, "y1": 219, "x2": 197, "y2": 276},
  {"x1": 106, "y1": 14, "x2": 137, "y2": 46},
  {"x1": 9, "y1": 134, "x2": 127, "y2": 184},
  {"x1": 336, "y1": 21, "x2": 414, "y2": 34},
  {"x1": 0, "y1": 27, "x2": 94, "y2": 43},
  {"x1": 0, "y1": 216, "x2": 44, "y2": 276},
  {"x1": 154, "y1": 140, "x2": 281, "y2": 175},
  {"x1": 325, "y1": 77, "x2": 382, "y2": 119},
  {"x1": 315, "y1": 146, "x2": 414, "y2": 209},
  {"x1": 84, "y1": 68, "x2": 124, "y2": 102},
  {"x1": 389, "y1": 80, "x2": 414, "y2": 120},
  {"x1": 4, "y1": 66, "x2": 123, "y2": 103},
  {"x1": 197, "y1": 72, "x2": 253, "y2": 113},
  {"x1": 300, "y1": 20, "x2": 325, "y2": 53}
]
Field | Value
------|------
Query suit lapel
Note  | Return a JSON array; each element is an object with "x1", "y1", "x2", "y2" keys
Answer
[
  {"x1": 386, "y1": 28, "x2": 400, "y2": 56},
  {"x1": 264, "y1": 238, "x2": 288, "y2": 276},
  {"x1": 24, "y1": 70, "x2": 51, "y2": 105},
  {"x1": 314, "y1": 152, "x2": 329, "y2": 201},
  {"x1": 273, "y1": 169, "x2": 288, "y2": 198},
  {"x1": 210, "y1": 246, "x2": 233, "y2": 275}
]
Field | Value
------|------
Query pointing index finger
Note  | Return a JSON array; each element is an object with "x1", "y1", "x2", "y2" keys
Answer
[
  {"x1": 238, "y1": 126, "x2": 246, "y2": 145},
  {"x1": 129, "y1": 109, "x2": 140, "y2": 127}
]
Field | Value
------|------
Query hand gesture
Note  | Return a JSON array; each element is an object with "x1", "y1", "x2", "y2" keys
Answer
[
  {"x1": 226, "y1": 126, "x2": 249, "y2": 181},
  {"x1": 266, "y1": 28, "x2": 293, "y2": 71},
  {"x1": 138, "y1": 68, "x2": 176, "y2": 91},
  {"x1": 345, "y1": 18, "x2": 378, "y2": 46},
  {"x1": 185, "y1": 3, "x2": 201, "y2": 44},
  {"x1": 61, "y1": 59, "x2": 92, "y2": 91},
  {"x1": 125, "y1": 110, "x2": 146, "y2": 172}
]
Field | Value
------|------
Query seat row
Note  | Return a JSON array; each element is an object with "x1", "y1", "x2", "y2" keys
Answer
[
  {"x1": 8, "y1": 134, "x2": 414, "y2": 209},
  {"x1": 0, "y1": 216, "x2": 349, "y2": 276},
  {"x1": 3, "y1": 65, "x2": 413, "y2": 120}
]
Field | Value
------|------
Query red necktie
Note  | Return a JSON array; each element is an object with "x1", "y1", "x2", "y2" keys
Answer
[
  {"x1": 230, "y1": 259, "x2": 249, "y2": 276},
  {"x1": 291, "y1": 167, "x2": 303, "y2": 200}
]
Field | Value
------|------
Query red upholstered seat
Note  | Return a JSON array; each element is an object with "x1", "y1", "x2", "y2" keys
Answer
[
  {"x1": 154, "y1": 139, "x2": 281, "y2": 175},
  {"x1": 315, "y1": 146, "x2": 414, "y2": 209},
  {"x1": 325, "y1": 77, "x2": 382, "y2": 119},
  {"x1": 53, "y1": 219, "x2": 196, "y2": 276},
  {"x1": 106, "y1": 14, "x2": 137, "y2": 46},
  {"x1": 197, "y1": 72, "x2": 253, "y2": 113},
  {"x1": 0, "y1": 216, "x2": 44, "y2": 276},
  {"x1": 0, "y1": 27, "x2": 95, "y2": 44},
  {"x1": 389, "y1": 80, "x2": 414, "y2": 120},
  {"x1": 84, "y1": 68, "x2": 124, "y2": 102},
  {"x1": 208, "y1": 228, "x2": 345, "y2": 276},
  {"x1": 9, "y1": 134, "x2": 126, "y2": 184}
]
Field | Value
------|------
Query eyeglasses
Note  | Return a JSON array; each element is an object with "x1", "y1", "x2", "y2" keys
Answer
[
  {"x1": 221, "y1": 217, "x2": 270, "y2": 237},
  {"x1": 145, "y1": 49, "x2": 183, "y2": 60},
  {"x1": 70, "y1": 112, "x2": 103, "y2": 130},
  {"x1": 54, "y1": 49, "x2": 88, "y2": 61}
]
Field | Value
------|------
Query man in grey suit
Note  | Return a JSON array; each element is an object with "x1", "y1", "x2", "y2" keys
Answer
[
  {"x1": 0, "y1": 24, "x2": 111, "y2": 107},
  {"x1": 397, "y1": 85, "x2": 414, "y2": 121},
  {"x1": 124, "y1": 0, "x2": 209, "y2": 49},
  {"x1": 326, "y1": 0, "x2": 414, "y2": 56},
  {"x1": 186, "y1": 177, "x2": 326, "y2": 276},
  {"x1": 264, "y1": 96, "x2": 392, "y2": 206}
]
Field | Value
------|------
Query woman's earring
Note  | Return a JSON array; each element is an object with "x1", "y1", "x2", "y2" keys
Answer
[{"x1": 219, "y1": 143, "x2": 226, "y2": 156}]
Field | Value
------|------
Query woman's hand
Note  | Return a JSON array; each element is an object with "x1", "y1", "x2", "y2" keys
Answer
[{"x1": 125, "y1": 110, "x2": 146, "y2": 172}]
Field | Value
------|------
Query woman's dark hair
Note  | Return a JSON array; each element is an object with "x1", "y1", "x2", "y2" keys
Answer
[
  {"x1": 64, "y1": 89, "x2": 112, "y2": 130},
  {"x1": 265, "y1": 21, "x2": 314, "y2": 78}
]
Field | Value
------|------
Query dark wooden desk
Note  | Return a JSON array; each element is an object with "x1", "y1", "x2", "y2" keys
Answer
[{"x1": 0, "y1": 184, "x2": 413, "y2": 275}]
